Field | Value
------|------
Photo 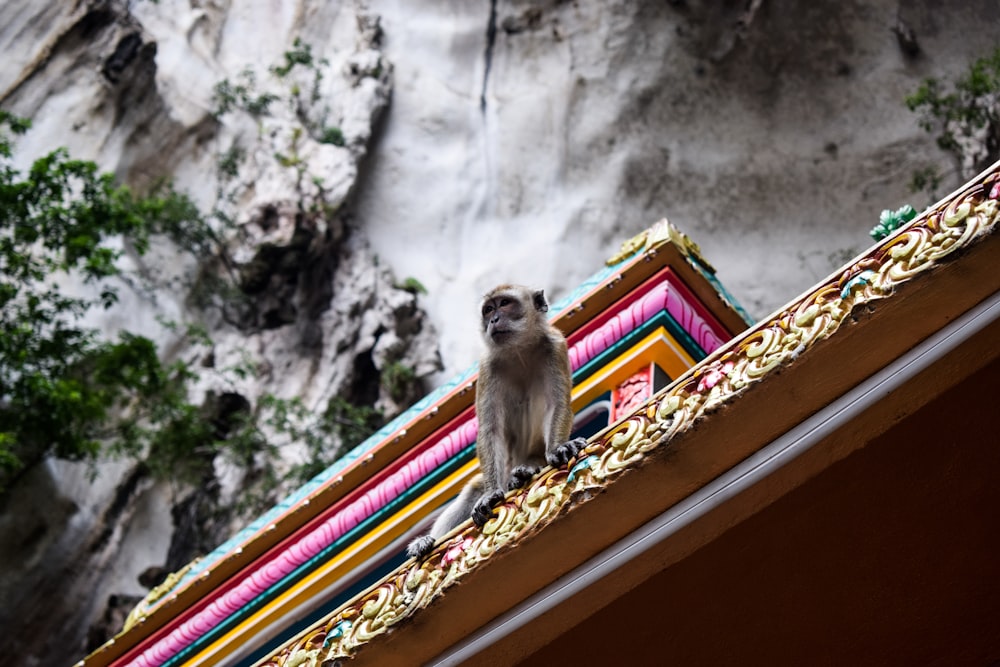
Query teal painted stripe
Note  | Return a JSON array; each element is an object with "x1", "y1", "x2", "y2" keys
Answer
[
  {"x1": 690, "y1": 260, "x2": 756, "y2": 326},
  {"x1": 161, "y1": 442, "x2": 477, "y2": 667},
  {"x1": 236, "y1": 549, "x2": 407, "y2": 667},
  {"x1": 572, "y1": 310, "x2": 707, "y2": 386},
  {"x1": 166, "y1": 347, "x2": 626, "y2": 665},
  {"x1": 171, "y1": 254, "x2": 634, "y2": 591}
]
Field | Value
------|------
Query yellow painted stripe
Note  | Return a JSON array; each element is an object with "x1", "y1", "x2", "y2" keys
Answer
[
  {"x1": 570, "y1": 327, "x2": 695, "y2": 407},
  {"x1": 188, "y1": 461, "x2": 480, "y2": 666},
  {"x1": 188, "y1": 326, "x2": 693, "y2": 665}
]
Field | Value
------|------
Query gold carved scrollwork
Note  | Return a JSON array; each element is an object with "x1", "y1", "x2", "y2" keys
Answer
[
  {"x1": 606, "y1": 218, "x2": 710, "y2": 269},
  {"x1": 122, "y1": 559, "x2": 200, "y2": 633},
  {"x1": 607, "y1": 229, "x2": 650, "y2": 266},
  {"x1": 262, "y1": 166, "x2": 1000, "y2": 667},
  {"x1": 596, "y1": 418, "x2": 646, "y2": 476},
  {"x1": 522, "y1": 469, "x2": 569, "y2": 525}
]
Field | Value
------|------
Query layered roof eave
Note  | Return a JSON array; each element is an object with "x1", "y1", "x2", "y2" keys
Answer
[
  {"x1": 256, "y1": 160, "x2": 1000, "y2": 667},
  {"x1": 441, "y1": 285, "x2": 1000, "y2": 664},
  {"x1": 80, "y1": 219, "x2": 748, "y2": 667}
]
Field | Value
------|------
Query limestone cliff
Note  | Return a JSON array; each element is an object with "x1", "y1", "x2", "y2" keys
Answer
[{"x1": 0, "y1": 1, "x2": 996, "y2": 665}]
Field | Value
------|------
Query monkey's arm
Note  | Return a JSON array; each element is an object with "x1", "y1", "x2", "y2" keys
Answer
[
  {"x1": 543, "y1": 339, "x2": 585, "y2": 467},
  {"x1": 466, "y1": 370, "x2": 510, "y2": 526}
]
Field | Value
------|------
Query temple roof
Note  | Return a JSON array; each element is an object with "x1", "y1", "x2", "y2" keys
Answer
[
  {"x1": 81, "y1": 160, "x2": 1000, "y2": 666},
  {"x1": 81, "y1": 219, "x2": 750, "y2": 667},
  {"x1": 258, "y1": 162, "x2": 1000, "y2": 666}
]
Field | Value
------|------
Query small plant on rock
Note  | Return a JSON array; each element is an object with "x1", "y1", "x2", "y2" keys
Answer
[{"x1": 906, "y1": 46, "x2": 1000, "y2": 200}]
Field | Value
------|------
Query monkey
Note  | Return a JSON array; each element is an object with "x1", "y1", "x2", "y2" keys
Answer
[{"x1": 407, "y1": 284, "x2": 586, "y2": 559}]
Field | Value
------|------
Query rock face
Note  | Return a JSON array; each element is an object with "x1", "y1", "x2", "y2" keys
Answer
[
  {"x1": 358, "y1": 0, "x2": 999, "y2": 373},
  {"x1": 0, "y1": 2, "x2": 440, "y2": 665},
  {"x1": 0, "y1": 0, "x2": 996, "y2": 665}
]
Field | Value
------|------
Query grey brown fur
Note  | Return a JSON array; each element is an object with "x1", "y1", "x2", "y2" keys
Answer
[{"x1": 407, "y1": 284, "x2": 585, "y2": 559}]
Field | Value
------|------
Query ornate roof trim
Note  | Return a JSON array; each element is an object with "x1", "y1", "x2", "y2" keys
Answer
[
  {"x1": 258, "y1": 164, "x2": 1000, "y2": 666},
  {"x1": 81, "y1": 219, "x2": 748, "y2": 667},
  {"x1": 116, "y1": 274, "x2": 727, "y2": 666}
]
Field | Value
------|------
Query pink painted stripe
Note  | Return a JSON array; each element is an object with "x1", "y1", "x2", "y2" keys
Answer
[
  {"x1": 127, "y1": 273, "x2": 718, "y2": 665},
  {"x1": 127, "y1": 418, "x2": 479, "y2": 667},
  {"x1": 567, "y1": 278, "x2": 725, "y2": 370}
]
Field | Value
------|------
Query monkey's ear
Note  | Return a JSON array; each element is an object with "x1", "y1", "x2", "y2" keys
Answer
[{"x1": 532, "y1": 289, "x2": 549, "y2": 313}]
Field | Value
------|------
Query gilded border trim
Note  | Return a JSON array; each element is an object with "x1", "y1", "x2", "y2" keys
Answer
[{"x1": 260, "y1": 167, "x2": 1000, "y2": 666}]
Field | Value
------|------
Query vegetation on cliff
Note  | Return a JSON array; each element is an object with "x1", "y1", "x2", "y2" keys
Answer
[{"x1": 0, "y1": 111, "x2": 383, "y2": 500}]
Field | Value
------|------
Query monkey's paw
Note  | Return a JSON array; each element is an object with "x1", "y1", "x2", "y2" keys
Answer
[
  {"x1": 471, "y1": 489, "x2": 506, "y2": 528},
  {"x1": 407, "y1": 535, "x2": 437, "y2": 560},
  {"x1": 507, "y1": 465, "x2": 540, "y2": 490},
  {"x1": 546, "y1": 437, "x2": 587, "y2": 468}
]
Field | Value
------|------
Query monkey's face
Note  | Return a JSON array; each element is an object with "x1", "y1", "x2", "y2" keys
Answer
[
  {"x1": 480, "y1": 285, "x2": 548, "y2": 347},
  {"x1": 481, "y1": 291, "x2": 525, "y2": 345}
]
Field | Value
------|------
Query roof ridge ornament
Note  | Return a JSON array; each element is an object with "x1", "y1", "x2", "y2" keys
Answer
[
  {"x1": 260, "y1": 161, "x2": 1000, "y2": 667},
  {"x1": 606, "y1": 218, "x2": 713, "y2": 273}
]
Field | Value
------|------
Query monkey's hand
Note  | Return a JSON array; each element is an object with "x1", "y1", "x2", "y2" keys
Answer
[
  {"x1": 471, "y1": 489, "x2": 506, "y2": 528},
  {"x1": 546, "y1": 437, "x2": 587, "y2": 468},
  {"x1": 507, "y1": 465, "x2": 540, "y2": 490},
  {"x1": 407, "y1": 535, "x2": 437, "y2": 560}
]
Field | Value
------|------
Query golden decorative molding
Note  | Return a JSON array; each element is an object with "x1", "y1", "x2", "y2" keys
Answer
[
  {"x1": 606, "y1": 218, "x2": 713, "y2": 272},
  {"x1": 123, "y1": 559, "x2": 199, "y2": 633},
  {"x1": 261, "y1": 166, "x2": 1000, "y2": 666}
]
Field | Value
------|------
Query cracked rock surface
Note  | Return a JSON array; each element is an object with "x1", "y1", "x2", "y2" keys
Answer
[{"x1": 0, "y1": 2, "x2": 439, "y2": 665}]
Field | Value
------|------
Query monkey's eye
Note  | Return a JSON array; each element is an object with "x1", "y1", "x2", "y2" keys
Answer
[
  {"x1": 482, "y1": 305, "x2": 494, "y2": 317},
  {"x1": 499, "y1": 298, "x2": 511, "y2": 307}
]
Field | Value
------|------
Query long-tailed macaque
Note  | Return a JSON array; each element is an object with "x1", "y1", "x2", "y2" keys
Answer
[{"x1": 407, "y1": 284, "x2": 585, "y2": 559}]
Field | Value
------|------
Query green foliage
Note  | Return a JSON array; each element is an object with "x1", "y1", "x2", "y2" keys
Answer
[
  {"x1": 870, "y1": 204, "x2": 917, "y2": 241},
  {"x1": 0, "y1": 38, "x2": 400, "y2": 499},
  {"x1": 0, "y1": 110, "x2": 30, "y2": 155},
  {"x1": 322, "y1": 397, "x2": 383, "y2": 456},
  {"x1": 212, "y1": 69, "x2": 280, "y2": 119},
  {"x1": 396, "y1": 277, "x2": 427, "y2": 295},
  {"x1": 906, "y1": 47, "x2": 1000, "y2": 150},
  {"x1": 319, "y1": 126, "x2": 345, "y2": 147},
  {"x1": 381, "y1": 361, "x2": 416, "y2": 404},
  {"x1": 265, "y1": 395, "x2": 383, "y2": 486},
  {"x1": 271, "y1": 38, "x2": 315, "y2": 78},
  {"x1": 908, "y1": 165, "x2": 942, "y2": 200},
  {"x1": 217, "y1": 145, "x2": 246, "y2": 182},
  {"x1": 0, "y1": 113, "x2": 328, "y2": 497},
  {"x1": 214, "y1": 40, "x2": 343, "y2": 156},
  {"x1": 0, "y1": 101, "x2": 390, "y2": 501},
  {"x1": 0, "y1": 111, "x2": 226, "y2": 490},
  {"x1": 906, "y1": 46, "x2": 1000, "y2": 199}
]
